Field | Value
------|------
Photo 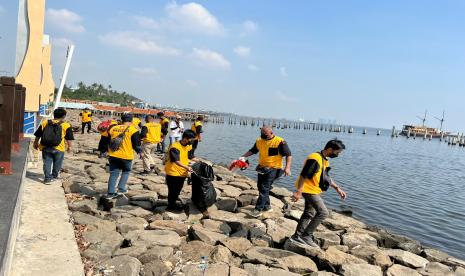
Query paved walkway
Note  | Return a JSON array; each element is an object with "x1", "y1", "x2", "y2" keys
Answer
[{"x1": 9, "y1": 164, "x2": 84, "y2": 276}]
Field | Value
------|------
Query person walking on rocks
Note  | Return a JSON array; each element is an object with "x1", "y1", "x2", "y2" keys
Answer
[
  {"x1": 79, "y1": 108, "x2": 92, "y2": 134},
  {"x1": 241, "y1": 126, "x2": 292, "y2": 217},
  {"x1": 190, "y1": 115, "x2": 204, "y2": 156},
  {"x1": 105, "y1": 113, "x2": 141, "y2": 199},
  {"x1": 290, "y1": 139, "x2": 347, "y2": 247},
  {"x1": 33, "y1": 108, "x2": 74, "y2": 184},
  {"x1": 140, "y1": 115, "x2": 161, "y2": 174},
  {"x1": 169, "y1": 115, "x2": 184, "y2": 145},
  {"x1": 165, "y1": 130, "x2": 198, "y2": 211},
  {"x1": 157, "y1": 112, "x2": 170, "y2": 153}
]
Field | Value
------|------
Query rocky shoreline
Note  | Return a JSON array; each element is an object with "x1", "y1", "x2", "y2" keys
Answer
[{"x1": 54, "y1": 112, "x2": 465, "y2": 276}]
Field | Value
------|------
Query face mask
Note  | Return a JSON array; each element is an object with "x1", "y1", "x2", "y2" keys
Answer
[
  {"x1": 261, "y1": 134, "x2": 268, "y2": 139},
  {"x1": 328, "y1": 153, "x2": 338, "y2": 158}
]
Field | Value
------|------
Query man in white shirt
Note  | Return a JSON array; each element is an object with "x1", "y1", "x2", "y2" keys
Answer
[{"x1": 169, "y1": 115, "x2": 184, "y2": 145}]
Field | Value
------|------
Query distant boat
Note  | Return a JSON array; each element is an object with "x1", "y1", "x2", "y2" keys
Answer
[{"x1": 400, "y1": 110, "x2": 449, "y2": 139}]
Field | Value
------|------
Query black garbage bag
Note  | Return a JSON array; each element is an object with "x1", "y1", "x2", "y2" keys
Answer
[{"x1": 191, "y1": 162, "x2": 217, "y2": 211}]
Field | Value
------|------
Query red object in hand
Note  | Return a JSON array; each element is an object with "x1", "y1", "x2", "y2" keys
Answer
[{"x1": 229, "y1": 159, "x2": 250, "y2": 171}]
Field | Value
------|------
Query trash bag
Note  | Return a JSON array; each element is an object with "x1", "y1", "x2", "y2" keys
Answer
[{"x1": 191, "y1": 161, "x2": 217, "y2": 211}]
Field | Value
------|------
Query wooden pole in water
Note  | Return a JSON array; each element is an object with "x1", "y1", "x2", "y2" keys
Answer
[{"x1": 391, "y1": 126, "x2": 396, "y2": 138}]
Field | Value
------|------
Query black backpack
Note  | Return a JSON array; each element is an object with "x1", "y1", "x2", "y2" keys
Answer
[
  {"x1": 41, "y1": 120, "x2": 63, "y2": 147},
  {"x1": 109, "y1": 126, "x2": 130, "y2": 152},
  {"x1": 191, "y1": 162, "x2": 217, "y2": 210}
]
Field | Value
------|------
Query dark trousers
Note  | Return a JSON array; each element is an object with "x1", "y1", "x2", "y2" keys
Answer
[
  {"x1": 191, "y1": 139, "x2": 199, "y2": 155},
  {"x1": 82, "y1": 122, "x2": 91, "y2": 134},
  {"x1": 42, "y1": 148, "x2": 65, "y2": 181},
  {"x1": 295, "y1": 193, "x2": 329, "y2": 237},
  {"x1": 166, "y1": 175, "x2": 186, "y2": 207},
  {"x1": 98, "y1": 136, "x2": 110, "y2": 153},
  {"x1": 157, "y1": 135, "x2": 167, "y2": 153},
  {"x1": 255, "y1": 168, "x2": 280, "y2": 211}
]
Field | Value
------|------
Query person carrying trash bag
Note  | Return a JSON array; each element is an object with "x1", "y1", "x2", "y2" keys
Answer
[{"x1": 190, "y1": 161, "x2": 217, "y2": 219}]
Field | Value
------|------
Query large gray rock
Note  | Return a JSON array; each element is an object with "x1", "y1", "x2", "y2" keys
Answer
[
  {"x1": 244, "y1": 246, "x2": 318, "y2": 274},
  {"x1": 220, "y1": 237, "x2": 253, "y2": 257},
  {"x1": 417, "y1": 262, "x2": 453, "y2": 275},
  {"x1": 180, "y1": 241, "x2": 215, "y2": 262},
  {"x1": 270, "y1": 187, "x2": 293, "y2": 198},
  {"x1": 264, "y1": 217, "x2": 297, "y2": 244},
  {"x1": 316, "y1": 246, "x2": 367, "y2": 270},
  {"x1": 140, "y1": 260, "x2": 171, "y2": 276},
  {"x1": 228, "y1": 181, "x2": 252, "y2": 190},
  {"x1": 421, "y1": 248, "x2": 450, "y2": 262},
  {"x1": 116, "y1": 217, "x2": 148, "y2": 233},
  {"x1": 242, "y1": 263, "x2": 300, "y2": 276},
  {"x1": 83, "y1": 230, "x2": 124, "y2": 257},
  {"x1": 237, "y1": 194, "x2": 256, "y2": 207},
  {"x1": 102, "y1": 255, "x2": 142, "y2": 276},
  {"x1": 210, "y1": 245, "x2": 233, "y2": 264},
  {"x1": 339, "y1": 263, "x2": 382, "y2": 276},
  {"x1": 443, "y1": 257, "x2": 465, "y2": 269},
  {"x1": 349, "y1": 245, "x2": 392, "y2": 267},
  {"x1": 323, "y1": 212, "x2": 366, "y2": 230},
  {"x1": 220, "y1": 186, "x2": 242, "y2": 198},
  {"x1": 113, "y1": 245, "x2": 148, "y2": 258},
  {"x1": 341, "y1": 232, "x2": 378, "y2": 249},
  {"x1": 189, "y1": 225, "x2": 228, "y2": 245},
  {"x1": 124, "y1": 230, "x2": 181, "y2": 248},
  {"x1": 202, "y1": 219, "x2": 232, "y2": 235},
  {"x1": 73, "y1": 211, "x2": 116, "y2": 232},
  {"x1": 127, "y1": 190, "x2": 158, "y2": 201},
  {"x1": 148, "y1": 220, "x2": 189, "y2": 236},
  {"x1": 283, "y1": 238, "x2": 324, "y2": 258},
  {"x1": 386, "y1": 264, "x2": 421, "y2": 276},
  {"x1": 182, "y1": 263, "x2": 229, "y2": 276},
  {"x1": 215, "y1": 198, "x2": 238, "y2": 212},
  {"x1": 68, "y1": 199, "x2": 98, "y2": 214},
  {"x1": 455, "y1": 267, "x2": 465, "y2": 276},
  {"x1": 110, "y1": 205, "x2": 153, "y2": 219},
  {"x1": 229, "y1": 266, "x2": 249, "y2": 276},
  {"x1": 314, "y1": 231, "x2": 341, "y2": 249},
  {"x1": 138, "y1": 246, "x2": 174, "y2": 263},
  {"x1": 385, "y1": 249, "x2": 429, "y2": 268}
]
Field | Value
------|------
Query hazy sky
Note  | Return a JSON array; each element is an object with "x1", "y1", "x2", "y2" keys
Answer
[{"x1": 1, "y1": 0, "x2": 465, "y2": 130}]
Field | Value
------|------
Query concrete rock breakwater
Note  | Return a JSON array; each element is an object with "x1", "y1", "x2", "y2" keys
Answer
[{"x1": 61, "y1": 133, "x2": 465, "y2": 276}]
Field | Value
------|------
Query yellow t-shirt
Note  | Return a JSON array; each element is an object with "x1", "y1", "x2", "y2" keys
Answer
[
  {"x1": 81, "y1": 111, "x2": 92, "y2": 123},
  {"x1": 256, "y1": 136, "x2": 285, "y2": 169},
  {"x1": 142, "y1": 122, "x2": 162, "y2": 144},
  {"x1": 295, "y1": 152, "x2": 330, "y2": 195},
  {"x1": 165, "y1": 141, "x2": 193, "y2": 177},
  {"x1": 108, "y1": 124, "x2": 139, "y2": 160},
  {"x1": 132, "y1": 117, "x2": 141, "y2": 128},
  {"x1": 38, "y1": 120, "x2": 72, "y2": 152},
  {"x1": 191, "y1": 121, "x2": 203, "y2": 140}
]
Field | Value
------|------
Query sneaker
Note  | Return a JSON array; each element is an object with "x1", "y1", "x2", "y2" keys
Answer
[
  {"x1": 250, "y1": 209, "x2": 263, "y2": 218},
  {"x1": 264, "y1": 207, "x2": 274, "y2": 213},
  {"x1": 166, "y1": 204, "x2": 184, "y2": 212},
  {"x1": 290, "y1": 234, "x2": 319, "y2": 247},
  {"x1": 43, "y1": 179, "x2": 53, "y2": 185},
  {"x1": 105, "y1": 193, "x2": 119, "y2": 199},
  {"x1": 117, "y1": 190, "x2": 127, "y2": 196}
]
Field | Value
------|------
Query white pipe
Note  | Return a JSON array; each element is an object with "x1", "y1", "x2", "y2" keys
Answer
[{"x1": 51, "y1": 45, "x2": 74, "y2": 114}]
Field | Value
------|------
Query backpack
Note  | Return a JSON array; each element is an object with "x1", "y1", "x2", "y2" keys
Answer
[
  {"x1": 41, "y1": 120, "x2": 63, "y2": 147},
  {"x1": 191, "y1": 162, "x2": 217, "y2": 210},
  {"x1": 97, "y1": 120, "x2": 113, "y2": 132},
  {"x1": 109, "y1": 126, "x2": 130, "y2": 152}
]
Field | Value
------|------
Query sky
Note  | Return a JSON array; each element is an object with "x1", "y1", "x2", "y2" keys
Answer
[{"x1": 1, "y1": 0, "x2": 465, "y2": 130}]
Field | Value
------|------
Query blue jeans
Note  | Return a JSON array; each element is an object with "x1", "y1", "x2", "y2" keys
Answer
[
  {"x1": 169, "y1": 136, "x2": 181, "y2": 145},
  {"x1": 255, "y1": 168, "x2": 281, "y2": 211},
  {"x1": 107, "y1": 157, "x2": 132, "y2": 194},
  {"x1": 42, "y1": 148, "x2": 65, "y2": 181}
]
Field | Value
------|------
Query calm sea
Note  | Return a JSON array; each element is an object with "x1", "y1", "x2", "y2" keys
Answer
[{"x1": 193, "y1": 121, "x2": 465, "y2": 259}]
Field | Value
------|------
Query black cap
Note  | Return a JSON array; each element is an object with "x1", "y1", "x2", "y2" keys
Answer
[{"x1": 121, "y1": 113, "x2": 133, "y2": 122}]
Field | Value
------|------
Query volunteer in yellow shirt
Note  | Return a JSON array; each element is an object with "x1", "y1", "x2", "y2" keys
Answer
[
  {"x1": 140, "y1": 115, "x2": 162, "y2": 174},
  {"x1": 290, "y1": 139, "x2": 347, "y2": 248},
  {"x1": 156, "y1": 111, "x2": 170, "y2": 153},
  {"x1": 164, "y1": 129, "x2": 197, "y2": 211},
  {"x1": 241, "y1": 126, "x2": 292, "y2": 217},
  {"x1": 79, "y1": 108, "x2": 92, "y2": 134},
  {"x1": 190, "y1": 115, "x2": 204, "y2": 155},
  {"x1": 33, "y1": 108, "x2": 74, "y2": 184},
  {"x1": 105, "y1": 114, "x2": 141, "y2": 199}
]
